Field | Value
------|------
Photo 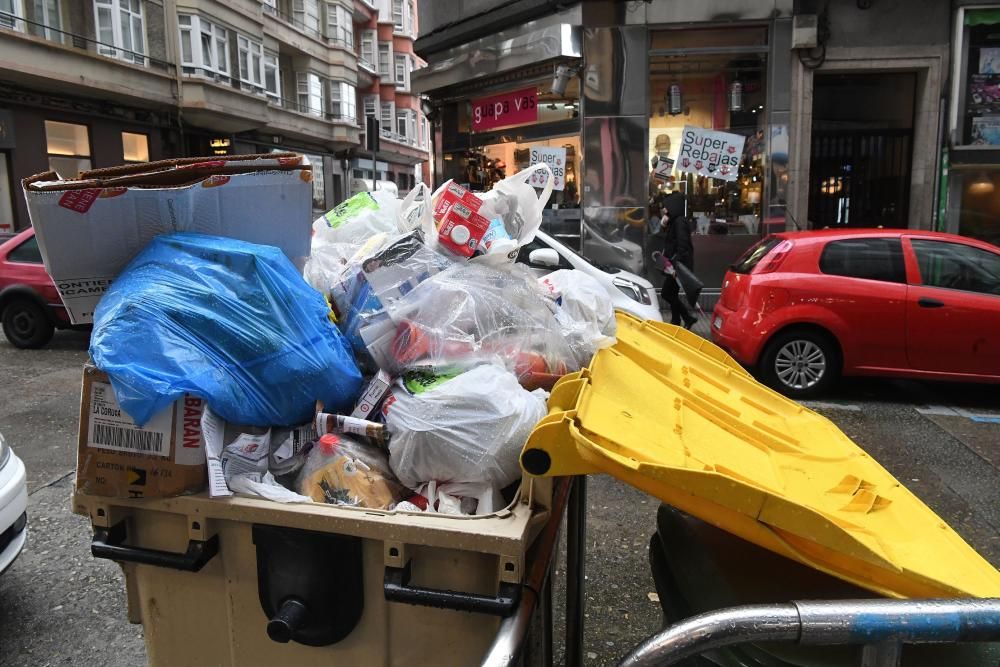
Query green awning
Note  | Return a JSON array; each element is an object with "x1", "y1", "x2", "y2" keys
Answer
[{"x1": 966, "y1": 8, "x2": 1000, "y2": 26}]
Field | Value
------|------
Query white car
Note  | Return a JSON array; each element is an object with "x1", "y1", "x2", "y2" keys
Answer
[
  {"x1": 0, "y1": 433, "x2": 27, "y2": 575},
  {"x1": 517, "y1": 230, "x2": 663, "y2": 322}
]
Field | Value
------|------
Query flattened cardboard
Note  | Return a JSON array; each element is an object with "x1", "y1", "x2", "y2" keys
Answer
[{"x1": 23, "y1": 153, "x2": 313, "y2": 324}]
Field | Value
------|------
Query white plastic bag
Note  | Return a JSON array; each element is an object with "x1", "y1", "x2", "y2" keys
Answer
[
  {"x1": 473, "y1": 163, "x2": 554, "y2": 266},
  {"x1": 312, "y1": 189, "x2": 402, "y2": 245},
  {"x1": 395, "y1": 481, "x2": 505, "y2": 516},
  {"x1": 383, "y1": 365, "x2": 548, "y2": 491},
  {"x1": 538, "y1": 269, "x2": 617, "y2": 365}
]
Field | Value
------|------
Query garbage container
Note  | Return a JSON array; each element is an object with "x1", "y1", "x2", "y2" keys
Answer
[{"x1": 73, "y1": 475, "x2": 555, "y2": 666}]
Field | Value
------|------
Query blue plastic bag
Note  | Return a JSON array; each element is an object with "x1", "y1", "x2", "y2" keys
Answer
[{"x1": 90, "y1": 233, "x2": 363, "y2": 427}]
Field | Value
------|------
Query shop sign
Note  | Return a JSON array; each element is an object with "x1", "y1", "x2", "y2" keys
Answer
[
  {"x1": 471, "y1": 87, "x2": 538, "y2": 132},
  {"x1": 676, "y1": 126, "x2": 746, "y2": 182},
  {"x1": 528, "y1": 146, "x2": 566, "y2": 191}
]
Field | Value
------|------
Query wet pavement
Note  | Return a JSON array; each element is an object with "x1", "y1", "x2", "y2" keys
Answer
[{"x1": 0, "y1": 330, "x2": 998, "y2": 666}]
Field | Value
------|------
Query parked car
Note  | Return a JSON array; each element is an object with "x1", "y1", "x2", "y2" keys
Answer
[
  {"x1": 0, "y1": 228, "x2": 73, "y2": 349},
  {"x1": 518, "y1": 230, "x2": 663, "y2": 322},
  {"x1": 711, "y1": 229, "x2": 1000, "y2": 397},
  {"x1": 0, "y1": 433, "x2": 27, "y2": 576}
]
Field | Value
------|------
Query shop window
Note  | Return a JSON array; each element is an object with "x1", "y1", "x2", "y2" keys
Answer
[
  {"x1": 0, "y1": 0, "x2": 23, "y2": 31},
  {"x1": 95, "y1": 0, "x2": 145, "y2": 65},
  {"x1": 178, "y1": 14, "x2": 229, "y2": 81},
  {"x1": 329, "y1": 80, "x2": 356, "y2": 121},
  {"x1": 296, "y1": 72, "x2": 324, "y2": 116},
  {"x1": 263, "y1": 51, "x2": 280, "y2": 99},
  {"x1": 45, "y1": 120, "x2": 91, "y2": 178},
  {"x1": 912, "y1": 239, "x2": 1000, "y2": 296},
  {"x1": 28, "y1": 0, "x2": 62, "y2": 42},
  {"x1": 304, "y1": 153, "x2": 325, "y2": 211},
  {"x1": 325, "y1": 2, "x2": 352, "y2": 46},
  {"x1": 959, "y1": 10, "x2": 1000, "y2": 146},
  {"x1": 122, "y1": 132, "x2": 149, "y2": 162},
  {"x1": 819, "y1": 238, "x2": 905, "y2": 284}
]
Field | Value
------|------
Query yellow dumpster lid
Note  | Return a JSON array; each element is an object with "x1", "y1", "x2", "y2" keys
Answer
[{"x1": 521, "y1": 312, "x2": 1000, "y2": 599}]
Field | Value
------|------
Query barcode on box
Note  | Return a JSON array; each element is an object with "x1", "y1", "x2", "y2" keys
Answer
[{"x1": 90, "y1": 423, "x2": 167, "y2": 457}]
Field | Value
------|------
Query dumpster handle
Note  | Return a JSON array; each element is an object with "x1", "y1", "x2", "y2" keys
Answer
[
  {"x1": 384, "y1": 560, "x2": 521, "y2": 616},
  {"x1": 92, "y1": 520, "x2": 219, "y2": 572}
]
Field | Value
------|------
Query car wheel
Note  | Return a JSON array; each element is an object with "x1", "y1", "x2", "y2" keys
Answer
[
  {"x1": 759, "y1": 329, "x2": 839, "y2": 399},
  {"x1": 2, "y1": 299, "x2": 55, "y2": 349}
]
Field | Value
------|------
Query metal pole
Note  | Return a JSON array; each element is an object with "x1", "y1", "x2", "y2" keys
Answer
[
  {"x1": 480, "y1": 478, "x2": 572, "y2": 667},
  {"x1": 565, "y1": 475, "x2": 587, "y2": 667}
]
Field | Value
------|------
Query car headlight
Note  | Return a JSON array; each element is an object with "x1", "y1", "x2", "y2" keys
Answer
[
  {"x1": 613, "y1": 277, "x2": 652, "y2": 305},
  {"x1": 0, "y1": 433, "x2": 9, "y2": 469}
]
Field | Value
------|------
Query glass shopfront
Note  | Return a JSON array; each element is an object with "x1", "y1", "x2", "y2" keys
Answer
[
  {"x1": 949, "y1": 6, "x2": 1000, "y2": 246},
  {"x1": 645, "y1": 26, "x2": 778, "y2": 290}
]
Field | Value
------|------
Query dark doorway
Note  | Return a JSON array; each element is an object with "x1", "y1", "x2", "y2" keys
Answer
[{"x1": 808, "y1": 72, "x2": 916, "y2": 228}]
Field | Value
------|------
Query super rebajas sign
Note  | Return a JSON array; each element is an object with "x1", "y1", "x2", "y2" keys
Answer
[{"x1": 677, "y1": 126, "x2": 746, "y2": 182}]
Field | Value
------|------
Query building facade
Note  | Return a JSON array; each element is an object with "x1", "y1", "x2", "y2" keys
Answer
[
  {"x1": 0, "y1": 0, "x2": 431, "y2": 231},
  {"x1": 413, "y1": 0, "x2": 980, "y2": 295}
]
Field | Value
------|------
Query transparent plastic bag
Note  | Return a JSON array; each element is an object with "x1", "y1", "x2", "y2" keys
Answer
[
  {"x1": 538, "y1": 269, "x2": 617, "y2": 366},
  {"x1": 90, "y1": 233, "x2": 363, "y2": 427},
  {"x1": 296, "y1": 433, "x2": 408, "y2": 509},
  {"x1": 379, "y1": 262, "x2": 579, "y2": 387},
  {"x1": 382, "y1": 365, "x2": 548, "y2": 491}
]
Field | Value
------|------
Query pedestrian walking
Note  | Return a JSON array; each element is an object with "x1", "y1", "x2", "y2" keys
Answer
[{"x1": 654, "y1": 192, "x2": 699, "y2": 329}]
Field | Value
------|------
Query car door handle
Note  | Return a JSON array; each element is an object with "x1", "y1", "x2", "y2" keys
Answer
[{"x1": 918, "y1": 297, "x2": 945, "y2": 308}]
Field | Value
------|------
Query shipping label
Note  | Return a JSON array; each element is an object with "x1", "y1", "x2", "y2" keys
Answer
[{"x1": 87, "y1": 381, "x2": 171, "y2": 458}]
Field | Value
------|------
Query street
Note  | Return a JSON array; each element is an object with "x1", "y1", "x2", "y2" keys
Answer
[{"x1": 0, "y1": 330, "x2": 999, "y2": 666}]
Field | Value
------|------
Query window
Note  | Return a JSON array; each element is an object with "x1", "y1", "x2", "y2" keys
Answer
[
  {"x1": 261, "y1": 0, "x2": 277, "y2": 14},
  {"x1": 419, "y1": 115, "x2": 426, "y2": 148},
  {"x1": 122, "y1": 132, "x2": 148, "y2": 162},
  {"x1": 178, "y1": 14, "x2": 229, "y2": 80},
  {"x1": 731, "y1": 237, "x2": 782, "y2": 275},
  {"x1": 325, "y1": 2, "x2": 352, "y2": 46},
  {"x1": 45, "y1": 120, "x2": 91, "y2": 178},
  {"x1": 391, "y1": 0, "x2": 402, "y2": 32},
  {"x1": 94, "y1": 0, "x2": 145, "y2": 65},
  {"x1": 0, "y1": 0, "x2": 23, "y2": 31},
  {"x1": 360, "y1": 30, "x2": 376, "y2": 68},
  {"x1": 263, "y1": 51, "x2": 280, "y2": 99},
  {"x1": 396, "y1": 110, "x2": 407, "y2": 137},
  {"x1": 912, "y1": 239, "x2": 1000, "y2": 296},
  {"x1": 296, "y1": 72, "x2": 324, "y2": 116},
  {"x1": 406, "y1": 0, "x2": 414, "y2": 36},
  {"x1": 377, "y1": 42, "x2": 391, "y2": 77},
  {"x1": 304, "y1": 153, "x2": 325, "y2": 211},
  {"x1": 28, "y1": 0, "x2": 61, "y2": 42},
  {"x1": 394, "y1": 54, "x2": 408, "y2": 88},
  {"x1": 292, "y1": 0, "x2": 320, "y2": 33},
  {"x1": 238, "y1": 35, "x2": 264, "y2": 90},
  {"x1": 329, "y1": 81, "x2": 356, "y2": 121},
  {"x1": 363, "y1": 95, "x2": 377, "y2": 118},
  {"x1": 819, "y1": 238, "x2": 906, "y2": 284},
  {"x1": 7, "y1": 235, "x2": 43, "y2": 264},
  {"x1": 380, "y1": 101, "x2": 394, "y2": 133}
]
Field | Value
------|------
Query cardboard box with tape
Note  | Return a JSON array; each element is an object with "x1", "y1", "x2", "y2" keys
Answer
[{"x1": 22, "y1": 153, "x2": 313, "y2": 324}]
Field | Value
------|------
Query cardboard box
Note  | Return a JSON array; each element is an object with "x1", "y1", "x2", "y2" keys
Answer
[
  {"x1": 438, "y1": 201, "x2": 492, "y2": 257},
  {"x1": 432, "y1": 181, "x2": 483, "y2": 221},
  {"x1": 77, "y1": 365, "x2": 207, "y2": 499},
  {"x1": 22, "y1": 153, "x2": 313, "y2": 324}
]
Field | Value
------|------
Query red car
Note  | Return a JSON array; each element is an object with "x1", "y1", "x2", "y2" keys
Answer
[
  {"x1": 712, "y1": 229, "x2": 1000, "y2": 398},
  {"x1": 0, "y1": 228, "x2": 73, "y2": 349}
]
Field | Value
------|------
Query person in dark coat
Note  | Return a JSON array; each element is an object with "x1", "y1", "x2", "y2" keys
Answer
[{"x1": 658, "y1": 192, "x2": 697, "y2": 328}]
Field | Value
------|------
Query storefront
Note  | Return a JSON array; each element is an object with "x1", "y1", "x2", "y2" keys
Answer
[
  {"x1": 948, "y1": 4, "x2": 1000, "y2": 246},
  {"x1": 413, "y1": 7, "x2": 792, "y2": 295}
]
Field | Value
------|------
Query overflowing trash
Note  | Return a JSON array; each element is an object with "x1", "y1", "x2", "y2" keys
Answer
[{"x1": 61, "y1": 155, "x2": 616, "y2": 515}]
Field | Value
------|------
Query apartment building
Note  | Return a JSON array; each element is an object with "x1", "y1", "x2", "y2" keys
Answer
[{"x1": 0, "y1": 0, "x2": 430, "y2": 231}]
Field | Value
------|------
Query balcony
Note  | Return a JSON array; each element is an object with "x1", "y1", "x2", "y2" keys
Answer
[
  {"x1": 352, "y1": 0, "x2": 376, "y2": 23},
  {"x1": 0, "y1": 13, "x2": 175, "y2": 108},
  {"x1": 266, "y1": 96, "x2": 359, "y2": 150},
  {"x1": 180, "y1": 77, "x2": 270, "y2": 133},
  {"x1": 357, "y1": 56, "x2": 377, "y2": 86},
  {"x1": 263, "y1": 8, "x2": 355, "y2": 63}
]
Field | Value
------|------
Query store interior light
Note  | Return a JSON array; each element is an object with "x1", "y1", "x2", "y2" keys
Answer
[
  {"x1": 667, "y1": 83, "x2": 683, "y2": 115},
  {"x1": 728, "y1": 80, "x2": 743, "y2": 112},
  {"x1": 968, "y1": 172, "x2": 996, "y2": 195}
]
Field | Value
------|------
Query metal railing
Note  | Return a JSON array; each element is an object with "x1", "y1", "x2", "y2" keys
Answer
[
  {"x1": 618, "y1": 598, "x2": 1000, "y2": 667},
  {"x1": 0, "y1": 12, "x2": 172, "y2": 72},
  {"x1": 268, "y1": 95, "x2": 357, "y2": 125},
  {"x1": 379, "y1": 127, "x2": 418, "y2": 147}
]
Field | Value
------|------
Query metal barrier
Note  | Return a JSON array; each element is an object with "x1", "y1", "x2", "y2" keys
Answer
[{"x1": 618, "y1": 598, "x2": 1000, "y2": 667}]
